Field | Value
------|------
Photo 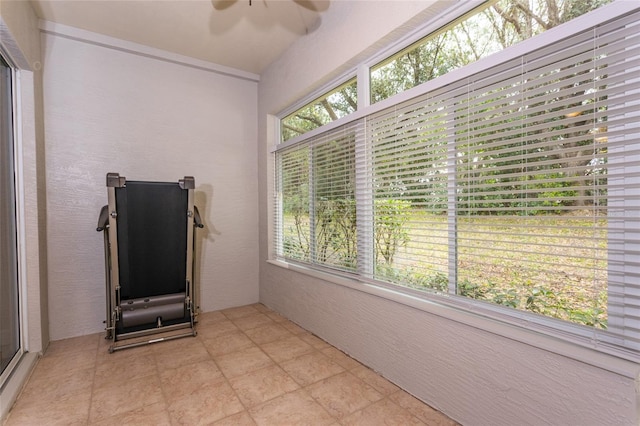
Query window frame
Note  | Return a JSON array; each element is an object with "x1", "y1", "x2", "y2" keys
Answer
[
  {"x1": 0, "y1": 52, "x2": 24, "y2": 389},
  {"x1": 271, "y1": 0, "x2": 640, "y2": 364},
  {"x1": 279, "y1": 75, "x2": 359, "y2": 143}
]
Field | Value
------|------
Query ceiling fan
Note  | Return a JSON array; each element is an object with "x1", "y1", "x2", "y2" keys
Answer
[
  {"x1": 212, "y1": 0, "x2": 329, "y2": 12},
  {"x1": 210, "y1": 0, "x2": 329, "y2": 35}
]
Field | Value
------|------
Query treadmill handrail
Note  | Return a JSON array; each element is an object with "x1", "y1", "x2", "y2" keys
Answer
[
  {"x1": 97, "y1": 205, "x2": 109, "y2": 231},
  {"x1": 194, "y1": 206, "x2": 204, "y2": 229}
]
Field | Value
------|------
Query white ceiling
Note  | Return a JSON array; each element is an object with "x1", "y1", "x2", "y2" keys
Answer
[{"x1": 29, "y1": 0, "x2": 331, "y2": 75}]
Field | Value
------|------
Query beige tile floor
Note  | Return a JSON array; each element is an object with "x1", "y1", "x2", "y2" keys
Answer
[{"x1": 4, "y1": 304, "x2": 458, "y2": 426}]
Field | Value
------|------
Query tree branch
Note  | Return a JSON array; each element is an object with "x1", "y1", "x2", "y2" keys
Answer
[{"x1": 321, "y1": 99, "x2": 338, "y2": 121}]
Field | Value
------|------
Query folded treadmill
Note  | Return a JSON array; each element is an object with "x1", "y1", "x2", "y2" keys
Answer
[{"x1": 97, "y1": 173, "x2": 203, "y2": 352}]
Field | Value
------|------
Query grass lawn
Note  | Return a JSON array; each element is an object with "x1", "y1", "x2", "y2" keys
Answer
[{"x1": 281, "y1": 210, "x2": 608, "y2": 328}]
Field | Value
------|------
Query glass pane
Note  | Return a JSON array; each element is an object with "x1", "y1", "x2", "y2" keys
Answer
[
  {"x1": 452, "y1": 32, "x2": 613, "y2": 328},
  {"x1": 370, "y1": 97, "x2": 450, "y2": 291},
  {"x1": 281, "y1": 78, "x2": 357, "y2": 142},
  {"x1": 370, "y1": 0, "x2": 613, "y2": 104},
  {"x1": 0, "y1": 56, "x2": 20, "y2": 376},
  {"x1": 277, "y1": 124, "x2": 358, "y2": 272},
  {"x1": 279, "y1": 146, "x2": 311, "y2": 262},
  {"x1": 312, "y1": 132, "x2": 357, "y2": 271}
]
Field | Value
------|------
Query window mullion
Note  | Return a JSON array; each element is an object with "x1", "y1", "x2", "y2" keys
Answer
[{"x1": 357, "y1": 64, "x2": 370, "y2": 111}]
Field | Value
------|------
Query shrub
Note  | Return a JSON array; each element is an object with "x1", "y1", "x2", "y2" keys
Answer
[{"x1": 375, "y1": 199, "x2": 412, "y2": 264}]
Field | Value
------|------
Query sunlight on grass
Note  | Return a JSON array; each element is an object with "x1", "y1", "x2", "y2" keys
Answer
[
  {"x1": 388, "y1": 211, "x2": 608, "y2": 328},
  {"x1": 283, "y1": 211, "x2": 608, "y2": 329}
]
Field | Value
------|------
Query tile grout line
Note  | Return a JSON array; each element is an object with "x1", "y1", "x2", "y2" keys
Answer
[
  {"x1": 5, "y1": 305, "x2": 458, "y2": 425},
  {"x1": 234, "y1": 319, "x2": 347, "y2": 425},
  {"x1": 249, "y1": 314, "x2": 397, "y2": 424},
  {"x1": 151, "y1": 338, "x2": 173, "y2": 426},
  {"x1": 222, "y1": 311, "x2": 331, "y2": 424},
  {"x1": 219, "y1": 306, "x2": 268, "y2": 424},
  {"x1": 83, "y1": 333, "x2": 101, "y2": 425}
]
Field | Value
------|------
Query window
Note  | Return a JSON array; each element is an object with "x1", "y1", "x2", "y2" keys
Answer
[
  {"x1": 370, "y1": 0, "x2": 613, "y2": 103},
  {"x1": 274, "y1": 1, "x2": 640, "y2": 357},
  {"x1": 276, "y1": 122, "x2": 358, "y2": 271},
  {"x1": 281, "y1": 77, "x2": 357, "y2": 142},
  {"x1": 0, "y1": 55, "x2": 21, "y2": 385}
]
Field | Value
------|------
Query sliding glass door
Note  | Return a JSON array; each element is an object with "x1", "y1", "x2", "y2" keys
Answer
[{"x1": 0, "y1": 54, "x2": 21, "y2": 382}]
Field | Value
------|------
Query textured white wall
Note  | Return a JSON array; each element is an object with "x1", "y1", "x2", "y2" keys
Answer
[
  {"x1": 258, "y1": 1, "x2": 640, "y2": 425},
  {"x1": 261, "y1": 267, "x2": 639, "y2": 425},
  {"x1": 42, "y1": 30, "x2": 259, "y2": 340}
]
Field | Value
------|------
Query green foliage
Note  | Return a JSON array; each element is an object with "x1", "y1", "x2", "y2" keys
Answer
[
  {"x1": 282, "y1": 1, "x2": 612, "y2": 139},
  {"x1": 314, "y1": 198, "x2": 357, "y2": 269},
  {"x1": 458, "y1": 279, "x2": 491, "y2": 300},
  {"x1": 371, "y1": 0, "x2": 612, "y2": 103},
  {"x1": 285, "y1": 198, "x2": 414, "y2": 271},
  {"x1": 282, "y1": 78, "x2": 357, "y2": 142},
  {"x1": 460, "y1": 280, "x2": 607, "y2": 329},
  {"x1": 374, "y1": 199, "x2": 412, "y2": 265},
  {"x1": 376, "y1": 266, "x2": 448, "y2": 292},
  {"x1": 285, "y1": 203, "x2": 608, "y2": 329},
  {"x1": 283, "y1": 198, "x2": 358, "y2": 270},
  {"x1": 279, "y1": 0, "x2": 613, "y2": 330},
  {"x1": 283, "y1": 234, "x2": 309, "y2": 262}
]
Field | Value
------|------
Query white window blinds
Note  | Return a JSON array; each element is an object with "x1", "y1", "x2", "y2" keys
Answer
[
  {"x1": 367, "y1": 11, "x2": 640, "y2": 349},
  {"x1": 276, "y1": 122, "x2": 359, "y2": 273},
  {"x1": 274, "y1": 7, "x2": 640, "y2": 355},
  {"x1": 368, "y1": 90, "x2": 451, "y2": 291}
]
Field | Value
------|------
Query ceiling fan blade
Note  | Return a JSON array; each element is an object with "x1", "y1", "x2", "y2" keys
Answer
[
  {"x1": 293, "y1": 0, "x2": 330, "y2": 13},
  {"x1": 211, "y1": 0, "x2": 237, "y2": 11}
]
